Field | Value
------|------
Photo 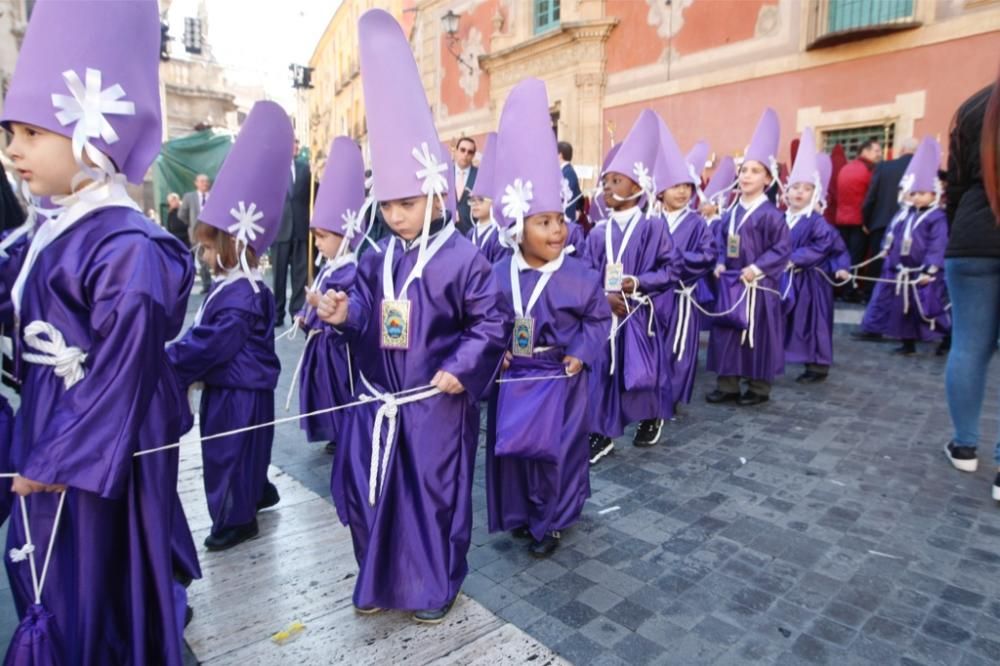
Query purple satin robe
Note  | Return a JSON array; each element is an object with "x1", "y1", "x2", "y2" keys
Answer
[
  {"x1": 583, "y1": 213, "x2": 678, "y2": 437},
  {"x1": 486, "y1": 256, "x2": 611, "y2": 541},
  {"x1": 706, "y1": 200, "x2": 790, "y2": 382},
  {"x1": 784, "y1": 213, "x2": 842, "y2": 366},
  {"x1": 665, "y1": 210, "x2": 717, "y2": 404},
  {"x1": 330, "y1": 226, "x2": 509, "y2": 611},
  {"x1": 466, "y1": 222, "x2": 512, "y2": 264},
  {"x1": 565, "y1": 220, "x2": 586, "y2": 255},
  {"x1": 168, "y1": 277, "x2": 280, "y2": 533},
  {"x1": 861, "y1": 207, "x2": 950, "y2": 341},
  {"x1": 2, "y1": 207, "x2": 194, "y2": 665},
  {"x1": 295, "y1": 260, "x2": 357, "y2": 443}
]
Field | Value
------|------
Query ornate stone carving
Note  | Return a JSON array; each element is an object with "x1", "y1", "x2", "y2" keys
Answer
[{"x1": 755, "y1": 4, "x2": 780, "y2": 38}]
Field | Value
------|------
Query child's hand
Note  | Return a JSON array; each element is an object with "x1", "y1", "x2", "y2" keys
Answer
[
  {"x1": 431, "y1": 370, "x2": 465, "y2": 395},
  {"x1": 317, "y1": 289, "x2": 348, "y2": 325},
  {"x1": 740, "y1": 267, "x2": 757, "y2": 283},
  {"x1": 12, "y1": 476, "x2": 66, "y2": 497},
  {"x1": 607, "y1": 293, "x2": 628, "y2": 317},
  {"x1": 835, "y1": 270, "x2": 851, "y2": 282},
  {"x1": 305, "y1": 288, "x2": 321, "y2": 308},
  {"x1": 621, "y1": 277, "x2": 637, "y2": 295},
  {"x1": 563, "y1": 355, "x2": 583, "y2": 376},
  {"x1": 917, "y1": 275, "x2": 932, "y2": 287},
  {"x1": 714, "y1": 264, "x2": 725, "y2": 278},
  {"x1": 502, "y1": 351, "x2": 512, "y2": 371}
]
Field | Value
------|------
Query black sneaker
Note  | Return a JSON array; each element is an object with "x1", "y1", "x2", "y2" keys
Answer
[
  {"x1": 204, "y1": 520, "x2": 259, "y2": 552},
  {"x1": 324, "y1": 441, "x2": 337, "y2": 455},
  {"x1": 257, "y1": 481, "x2": 280, "y2": 511},
  {"x1": 633, "y1": 419, "x2": 663, "y2": 448},
  {"x1": 511, "y1": 526, "x2": 531, "y2": 540},
  {"x1": 413, "y1": 595, "x2": 458, "y2": 624},
  {"x1": 589, "y1": 434, "x2": 614, "y2": 465},
  {"x1": 893, "y1": 341, "x2": 917, "y2": 356},
  {"x1": 737, "y1": 391, "x2": 769, "y2": 407},
  {"x1": 529, "y1": 531, "x2": 561, "y2": 558},
  {"x1": 795, "y1": 370, "x2": 827, "y2": 384},
  {"x1": 706, "y1": 389, "x2": 740, "y2": 404},
  {"x1": 993, "y1": 473, "x2": 1000, "y2": 502},
  {"x1": 850, "y1": 331, "x2": 884, "y2": 341},
  {"x1": 944, "y1": 442, "x2": 978, "y2": 473}
]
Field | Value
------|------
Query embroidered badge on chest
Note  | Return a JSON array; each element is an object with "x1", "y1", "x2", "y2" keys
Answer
[
  {"x1": 727, "y1": 233, "x2": 741, "y2": 259},
  {"x1": 604, "y1": 262, "x2": 624, "y2": 292},
  {"x1": 901, "y1": 237, "x2": 912, "y2": 257},
  {"x1": 380, "y1": 299, "x2": 411, "y2": 350},
  {"x1": 512, "y1": 316, "x2": 535, "y2": 357}
]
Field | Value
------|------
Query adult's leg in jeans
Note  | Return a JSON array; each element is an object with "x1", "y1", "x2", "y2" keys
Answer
[
  {"x1": 944, "y1": 257, "x2": 1000, "y2": 454},
  {"x1": 272, "y1": 241, "x2": 291, "y2": 321}
]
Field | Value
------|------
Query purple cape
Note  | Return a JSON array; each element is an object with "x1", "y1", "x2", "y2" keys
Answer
[
  {"x1": 3, "y1": 206, "x2": 194, "y2": 665},
  {"x1": 330, "y1": 225, "x2": 509, "y2": 611},
  {"x1": 784, "y1": 213, "x2": 841, "y2": 366},
  {"x1": 486, "y1": 256, "x2": 611, "y2": 540}
]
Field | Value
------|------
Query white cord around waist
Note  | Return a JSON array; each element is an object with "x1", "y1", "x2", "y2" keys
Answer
[
  {"x1": 672, "y1": 283, "x2": 697, "y2": 362},
  {"x1": 284, "y1": 329, "x2": 321, "y2": 411},
  {"x1": 607, "y1": 289, "x2": 656, "y2": 376},
  {"x1": 21, "y1": 321, "x2": 87, "y2": 390}
]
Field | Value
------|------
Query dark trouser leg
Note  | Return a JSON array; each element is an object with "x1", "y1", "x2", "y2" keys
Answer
[
  {"x1": 288, "y1": 239, "x2": 309, "y2": 315},
  {"x1": 717, "y1": 375, "x2": 741, "y2": 394},
  {"x1": 272, "y1": 241, "x2": 291, "y2": 321},
  {"x1": 839, "y1": 227, "x2": 867, "y2": 301},
  {"x1": 746, "y1": 379, "x2": 771, "y2": 397}
]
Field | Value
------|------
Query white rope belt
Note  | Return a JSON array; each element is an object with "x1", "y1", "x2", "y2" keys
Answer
[
  {"x1": 21, "y1": 321, "x2": 87, "y2": 390},
  {"x1": 672, "y1": 283, "x2": 697, "y2": 362},
  {"x1": 358, "y1": 373, "x2": 441, "y2": 506},
  {"x1": 607, "y1": 290, "x2": 656, "y2": 376}
]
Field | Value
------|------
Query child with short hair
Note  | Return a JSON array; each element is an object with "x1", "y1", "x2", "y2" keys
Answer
[
  {"x1": 168, "y1": 102, "x2": 291, "y2": 552},
  {"x1": 859, "y1": 137, "x2": 950, "y2": 355},
  {"x1": 706, "y1": 108, "x2": 791, "y2": 406},
  {"x1": 584, "y1": 110, "x2": 678, "y2": 462},
  {"x1": 485, "y1": 78, "x2": 611, "y2": 558},
  {"x1": 0, "y1": 1, "x2": 194, "y2": 661},
  {"x1": 466, "y1": 132, "x2": 512, "y2": 263}
]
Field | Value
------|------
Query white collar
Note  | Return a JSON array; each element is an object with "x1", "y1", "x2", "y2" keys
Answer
[
  {"x1": 513, "y1": 247, "x2": 567, "y2": 274},
  {"x1": 738, "y1": 193, "x2": 768, "y2": 211},
  {"x1": 608, "y1": 206, "x2": 641, "y2": 231}
]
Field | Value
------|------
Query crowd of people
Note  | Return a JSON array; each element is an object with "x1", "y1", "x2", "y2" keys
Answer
[{"x1": 0, "y1": 2, "x2": 997, "y2": 664}]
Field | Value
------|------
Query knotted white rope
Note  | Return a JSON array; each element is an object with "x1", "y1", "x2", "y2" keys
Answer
[
  {"x1": 9, "y1": 491, "x2": 67, "y2": 605},
  {"x1": 607, "y1": 288, "x2": 656, "y2": 376},
  {"x1": 672, "y1": 282, "x2": 697, "y2": 361},
  {"x1": 21, "y1": 321, "x2": 87, "y2": 390}
]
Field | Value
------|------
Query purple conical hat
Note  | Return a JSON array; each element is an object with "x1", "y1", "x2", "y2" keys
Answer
[
  {"x1": 360, "y1": 9, "x2": 447, "y2": 203},
  {"x1": 1, "y1": 0, "x2": 162, "y2": 184},
  {"x1": 470, "y1": 132, "x2": 498, "y2": 199},
  {"x1": 686, "y1": 140, "x2": 711, "y2": 184},
  {"x1": 744, "y1": 107, "x2": 780, "y2": 173},
  {"x1": 199, "y1": 101, "x2": 294, "y2": 255},
  {"x1": 816, "y1": 153, "x2": 833, "y2": 195},
  {"x1": 491, "y1": 78, "x2": 563, "y2": 235},
  {"x1": 601, "y1": 143, "x2": 622, "y2": 176},
  {"x1": 704, "y1": 156, "x2": 737, "y2": 202},
  {"x1": 787, "y1": 128, "x2": 821, "y2": 189},
  {"x1": 652, "y1": 117, "x2": 695, "y2": 193},
  {"x1": 899, "y1": 136, "x2": 941, "y2": 194},
  {"x1": 605, "y1": 109, "x2": 661, "y2": 197},
  {"x1": 311, "y1": 137, "x2": 366, "y2": 239}
]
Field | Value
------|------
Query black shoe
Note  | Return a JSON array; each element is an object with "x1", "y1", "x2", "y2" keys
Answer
[
  {"x1": 413, "y1": 596, "x2": 458, "y2": 624},
  {"x1": 257, "y1": 482, "x2": 280, "y2": 511},
  {"x1": 850, "y1": 331, "x2": 884, "y2": 341},
  {"x1": 737, "y1": 391, "x2": 769, "y2": 407},
  {"x1": 944, "y1": 442, "x2": 978, "y2": 473},
  {"x1": 706, "y1": 389, "x2": 740, "y2": 404},
  {"x1": 529, "y1": 532, "x2": 561, "y2": 558},
  {"x1": 633, "y1": 419, "x2": 664, "y2": 448},
  {"x1": 936, "y1": 337, "x2": 951, "y2": 356},
  {"x1": 589, "y1": 434, "x2": 614, "y2": 465},
  {"x1": 204, "y1": 520, "x2": 259, "y2": 551},
  {"x1": 184, "y1": 605, "x2": 194, "y2": 628},
  {"x1": 993, "y1": 473, "x2": 1000, "y2": 502},
  {"x1": 893, "y1": 342, "x2": 917, "y2": 356},
  {"x1": 324, "y1": 441, "x2": 337, "y2": 455},
  {"x1": 795, "y1": 371, "x2": 827, "y2": 384},
  {"x1": 511, "y1": 526, "x2": 532, "y2": 540}
]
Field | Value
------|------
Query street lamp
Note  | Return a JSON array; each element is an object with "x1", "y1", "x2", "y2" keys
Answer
[{"x1": 441, "y1": 10, "x2": 475, "y2": 75}]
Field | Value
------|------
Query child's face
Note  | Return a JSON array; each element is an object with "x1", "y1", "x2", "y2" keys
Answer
[
  {"x1": 786, "y1": 182, "x2": 815, "y2": 211},
  {"x1": 911, "y1": 191, "x2": 935, "y2": 208},
  {"x1": 314, "y1": 228, "x2": 344, "y2": 259},
  {"x1": 738, "y1": 161, "x2": 771, "y2": 197},
  {"x1": 5, "y1": 122, "x2": 79, "y2": 197},
  {"x1": 659, "y1": 183, "x2": 693, "y2": 212},
  {"x1": 470, "y1": 195, "x2": 492, "y2": 223},
  {"x1": 380, "y1": 196, "x2": 442, "y2": 241},
  {"x1": 603, "y1": 172, "x2": 641, "y2": 211},
  {"x1": 520, "y1": 212, "x2": 567, "y2": 265},
  {"x1": 699, "y1": 201, "x2": 719, "y2": 218}
]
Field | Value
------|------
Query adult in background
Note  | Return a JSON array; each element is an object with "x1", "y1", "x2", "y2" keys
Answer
[
  {"x1": 559, "y1": 141, "x2": 584, "y2": 222},
  {"x1": 943, "y1": 78, "x2": 1000, "y2": 500},
  {"x1": 165, "y1": 192, "x2": 188, "y2": 247},
  {"x1": 273, "y1": 139, "x2": 312, "y2": 327},
  {"x1": 835, "y1": 138, "x2": 882, "y2": 301},
  {"x1": 180, "y1": 173, "x2": 213, "y2": 293},
  {"x1": 453, "y1": 137, "x2": 477, "y2": 235}
]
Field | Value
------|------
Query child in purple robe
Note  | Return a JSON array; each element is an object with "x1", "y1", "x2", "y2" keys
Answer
[
  {"x1": 706, "y1": 108, "x2": 791, "y2": 406},
  {"x1": 860, "y1": 137, "x2": 950, "y2": 355},
  {"x1": 0, "y1": 2, "x2": 195, "y2": 661},
  {"x1": 317, "y1": 10, "x2": 508, "y2": 624},
  {"x1": 168, "y1": 102, "x2": 292, "y2": 552},
  {"x1": 584, "y1": 110, "x2": 678, "y2": 462},
  {"x1": 485, "y1": 79, "x2": 611, "y2": 558},
  {"x1": 292, "y1": 137, "x2": 366, "y2": 455},
  {"x1": 466, "y1": 132, "x2": 513, "y2": 264},
  {"x1": 783, "y1": 132, "x2": 852, "y2": 382},
  {"x1": 654, "y1": 121, "x2": 717, "y2": 410}
]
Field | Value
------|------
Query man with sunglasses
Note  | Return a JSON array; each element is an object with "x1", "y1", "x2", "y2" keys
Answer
[{"x1": 453, "y1": 137, "x2": 478, "y2": 234}]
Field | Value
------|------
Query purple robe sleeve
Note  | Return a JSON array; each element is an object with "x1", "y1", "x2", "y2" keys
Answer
[
  {"x1": 678, "y1": 222, "x2": 717, "y2": 283},
  {"x1": 633, "y1": 221, "x2": 678, "y2": 295},
  {"x1": 167, "y1": 309, "x2": 254, "y2": 388},
  {"x1": 438, "y1": 253, "x2": 512, "y2": 399},
  {"x1": 750, "y1": 209, "x2": 791, "y2": 278},
  {"x1": 923, "y1": 212, "x2": 948, "y2": 273},
  {"x1": 21, "y1": 239, "x2": 192, "y2": 498},
  {"x1": 790, "y1": 218, "x2": 836, "y2": 269},
  {"x1": 0, "y1": 232, "x2": 30, "y2": 329},
  {"x1": 827, "y1": 226, "x2": 851, "y2": 273},
  {"x1": 566, "y1": 274, "x2": 613, "y2": 368}
]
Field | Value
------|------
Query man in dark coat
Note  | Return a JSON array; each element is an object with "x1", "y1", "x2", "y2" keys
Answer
[
  {"x1": 559, "y1": 141, "x2": 583, "y2": 221},
  {"x1": 273, "y1": 139, "x2": 312, "y2": 326},
  {"x1": 453, "y1": 137, "x2": 478, "y2": 235},
  {"x1": 861, "y1": 137, "x2": 917, "y2": 293}
]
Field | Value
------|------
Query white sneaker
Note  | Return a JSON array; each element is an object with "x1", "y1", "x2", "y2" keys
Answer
[{"x1": 944, "y1": 442, "x2": 978, "y2": 473}]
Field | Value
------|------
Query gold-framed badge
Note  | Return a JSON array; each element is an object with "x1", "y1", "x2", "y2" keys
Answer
[
  {"x1": 604, "y1": 262, "x2": 624, "y2": 292},
  {"x1": 380, "y1": 299, "x2": 411, "y2": 350},
  {"x1": 727, "y1": 233, "x2": 741, "y2": 259},
  {"x1": 512, "y1": 316, "x2": 535, "y2": 357}
]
